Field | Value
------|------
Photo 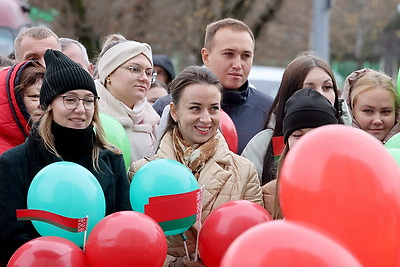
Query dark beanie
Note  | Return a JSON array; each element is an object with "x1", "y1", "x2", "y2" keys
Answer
[
  {"x1": 283, "y1": 88, "x2": 338, "y2": 143},
  {"x1": 40, "y1": 49, "x2": 97, "y2": 109},
  {"x1": 153, "y1": 54, "x2": 175, "y2": 82}
]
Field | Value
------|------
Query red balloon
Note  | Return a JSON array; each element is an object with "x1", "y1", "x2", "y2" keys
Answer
[
  {"x1": 85, "y1": 211, "x2": 167, "y2": 267},
  {"x1": 198, "y1": 200, "x2": 271, "y2": 267},
  {"x1": 8, "y1": 236, "x2": 86, "y2": 267},
  {"x1": 280, "y1": 125, "x2": 400, "y2": 267},
  {"x1": 221, "y1": 220, "x2": 362, "y2": 267},
  {"x1": 220, "y1": 110, "x2": 238, "y2": 153}
]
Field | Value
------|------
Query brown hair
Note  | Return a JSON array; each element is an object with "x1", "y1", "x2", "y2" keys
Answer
[
  {"x1": 162, "y1": 66, "x2": 223, "y2": 139},
  {"x1": 261, "y1": 52, "x2": 343, "y2": 185},
  {"x1": 204, "y1": 18, "x2": 255, "y2": 51},
  {"x1": 15, "y1": 61, "x2": 45, "y2": 94}
]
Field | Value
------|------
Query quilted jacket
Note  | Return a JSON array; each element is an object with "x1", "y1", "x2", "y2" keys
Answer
[
  {"x1": 0, "y1": 61, "x2": 34, "y2": 154},
  {"x1": 129, "y1": 130, "x2": 263, "y2": 265}
]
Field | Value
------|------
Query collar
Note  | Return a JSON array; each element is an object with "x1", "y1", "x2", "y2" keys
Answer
[
  {"x1": 222, "y1": 81, "x2": 249, "y2": 105},
  {"x1": 52, "y1": 122, "x2": 94, "y2": 162}
]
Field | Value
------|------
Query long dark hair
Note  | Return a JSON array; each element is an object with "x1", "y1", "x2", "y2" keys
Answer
[{"x1": 261, "y1": 52, "x2": 343, "y2": 185}]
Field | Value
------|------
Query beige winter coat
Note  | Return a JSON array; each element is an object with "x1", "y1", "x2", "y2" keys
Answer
[{"x1": 129, "y1": 130, "x2": 263, "y2": 265}]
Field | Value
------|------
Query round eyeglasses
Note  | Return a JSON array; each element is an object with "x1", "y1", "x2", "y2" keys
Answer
[
  {"x1": 60, "y1": 95, "x2": 100, "y2": 110},
  {"x1": 120, "y1": 64, "x2": 157, "y2": 83}
]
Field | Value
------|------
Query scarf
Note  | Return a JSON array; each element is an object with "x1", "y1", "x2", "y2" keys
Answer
[
  {"x1": 26, "y1": 122, "x2": 95, "y2": 180},
  {"x1": 52, "y1": 122, "x2": 95, "y2": 166},
  {"x1": 172, "y1": 127, "x2": 218, "y2": 179},
  {"x1": 95, "y1": 80, "x2": 159, "y2": 133}
]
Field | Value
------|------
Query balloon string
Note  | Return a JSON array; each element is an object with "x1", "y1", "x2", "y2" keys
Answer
[
  {"x1": 180, "y1": 233, "x2": 190, "y2": 260},
  {"x1": 83, "y1": 215, "x2": 89, "y2": 252}
]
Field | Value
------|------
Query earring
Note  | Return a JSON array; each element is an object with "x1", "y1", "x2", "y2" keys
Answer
[{"x1": 106, "y1": 77, "x2": 111, "y2": 83}]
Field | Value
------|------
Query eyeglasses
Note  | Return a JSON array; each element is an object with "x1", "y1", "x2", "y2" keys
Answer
[
  {"x1": 120, "y1": 64, "x2": 157, "y2": 83},
  {"x1": 60, "y1": 95, "x2": 100, "y2": 110}
]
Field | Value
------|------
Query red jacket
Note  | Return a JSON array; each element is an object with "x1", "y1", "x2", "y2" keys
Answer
[{"x1": 0, "y1": 61, "x2": 33, "y2": 154}]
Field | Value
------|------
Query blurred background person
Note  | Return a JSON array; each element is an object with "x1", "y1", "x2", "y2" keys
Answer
[
  {"x1": 0, "y1": 60, "x2": 45, "y2": 154},
  {"x1": 0, "y1": 56, "x2": 15, "y2": 71},
  {"x1": 151, "y1": 54, "x2": 176, "y2": 116},
  {"x1": 147, "y1": 80, "x2": 168, "y2": 105},
  {"x1": 153, "y1": 54, "x2": 176, "y2": 85},
  {"x1": 60, "y1": 37, "x2": 94, "y2": 75},
  {"x1": 13, "y1": 27, "x2": 61, "y2": 66}
]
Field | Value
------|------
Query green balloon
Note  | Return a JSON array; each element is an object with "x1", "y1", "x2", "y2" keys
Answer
[
  {"x1": 384, "y1": 132, "x2": 400, "y2": 149},
  {"x1": 28, "y1": 162, "x2": 106, "y2": 247},
  {"x1": 99, "y1": 113, "x2": 131, "y2": 170},
  {"x1": 387, "y1": 148, "x2": 400, "y2": 167},
  {"x1": 130, "y1": 159, "x2": 200, "y2": 236}
]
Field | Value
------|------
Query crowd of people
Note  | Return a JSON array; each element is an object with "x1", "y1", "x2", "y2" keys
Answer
[{"x1": 0, "y1": 17, "x2": 397, "y2": 266}]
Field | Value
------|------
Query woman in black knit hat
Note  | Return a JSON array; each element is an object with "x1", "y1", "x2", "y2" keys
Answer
[
  {"x1": 263, "y1": 88, "x2": 339, "y2": 219},
  {"x1": 0, "y1": 49, "x2": 131, "y2": 263}
]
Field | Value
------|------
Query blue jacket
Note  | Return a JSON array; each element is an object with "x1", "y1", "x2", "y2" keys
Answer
[{"x1": 221, "y1": 81, "x2": 273, "y2": 154}]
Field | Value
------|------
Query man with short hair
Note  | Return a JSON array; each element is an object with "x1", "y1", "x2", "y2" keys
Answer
[
  {"x1": 201, "y1": 18, "x2": 274, "y2": 154},
  {"x1": 154, "y1": 18, "x2": 274, "y2": 154},
  {"x1": 60, "y1": 37, "x2": 94, "y2": 75},
  {"x1": 14, "y1": 27, "x2": 61, "y2": 66}
]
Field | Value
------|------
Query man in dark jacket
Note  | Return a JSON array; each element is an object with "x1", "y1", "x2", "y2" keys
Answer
[{"x1": 153, "y1": 18, "x2": 273, "y2": 154}]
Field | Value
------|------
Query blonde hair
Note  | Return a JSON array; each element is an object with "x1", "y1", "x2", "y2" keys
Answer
[
  {"x1": 350, "y1": 70, "x2": 398, "y2": 114},
  {"x1": 38, "y1": 103, "x2": 121, "y2": 171}
]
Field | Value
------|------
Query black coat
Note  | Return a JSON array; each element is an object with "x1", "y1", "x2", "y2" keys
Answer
[{"x1": 0, "y1": 134, "x2": 131, "y2": 263}]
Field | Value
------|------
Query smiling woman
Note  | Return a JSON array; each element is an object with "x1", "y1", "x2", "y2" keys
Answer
[
  {"x1": 0, "y1": 49, "x2": 131, "y2": 264},
  {"x1": 129, "y1": 65, "x2": 263, "y2": 266},
  {"x1": 343, "y1": 68, "x2": 399, "y2": 143}
]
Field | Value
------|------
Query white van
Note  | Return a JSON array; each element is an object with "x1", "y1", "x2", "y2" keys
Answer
[{"x1": 248, "y1": 65, "x2": 285, "y2": 99}]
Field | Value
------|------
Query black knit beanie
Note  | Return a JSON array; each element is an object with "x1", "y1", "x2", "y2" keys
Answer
[
  {"x1": 283, "y1": 88, "x2": 338, "y2": 143},
  {"x1": 40, "y1": 49, "x2": 97, "y2": 109}
]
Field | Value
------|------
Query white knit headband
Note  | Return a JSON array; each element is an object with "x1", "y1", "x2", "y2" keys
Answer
[{"x1": 98, "y1": 41, "x2": 153, "y2": 84}]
